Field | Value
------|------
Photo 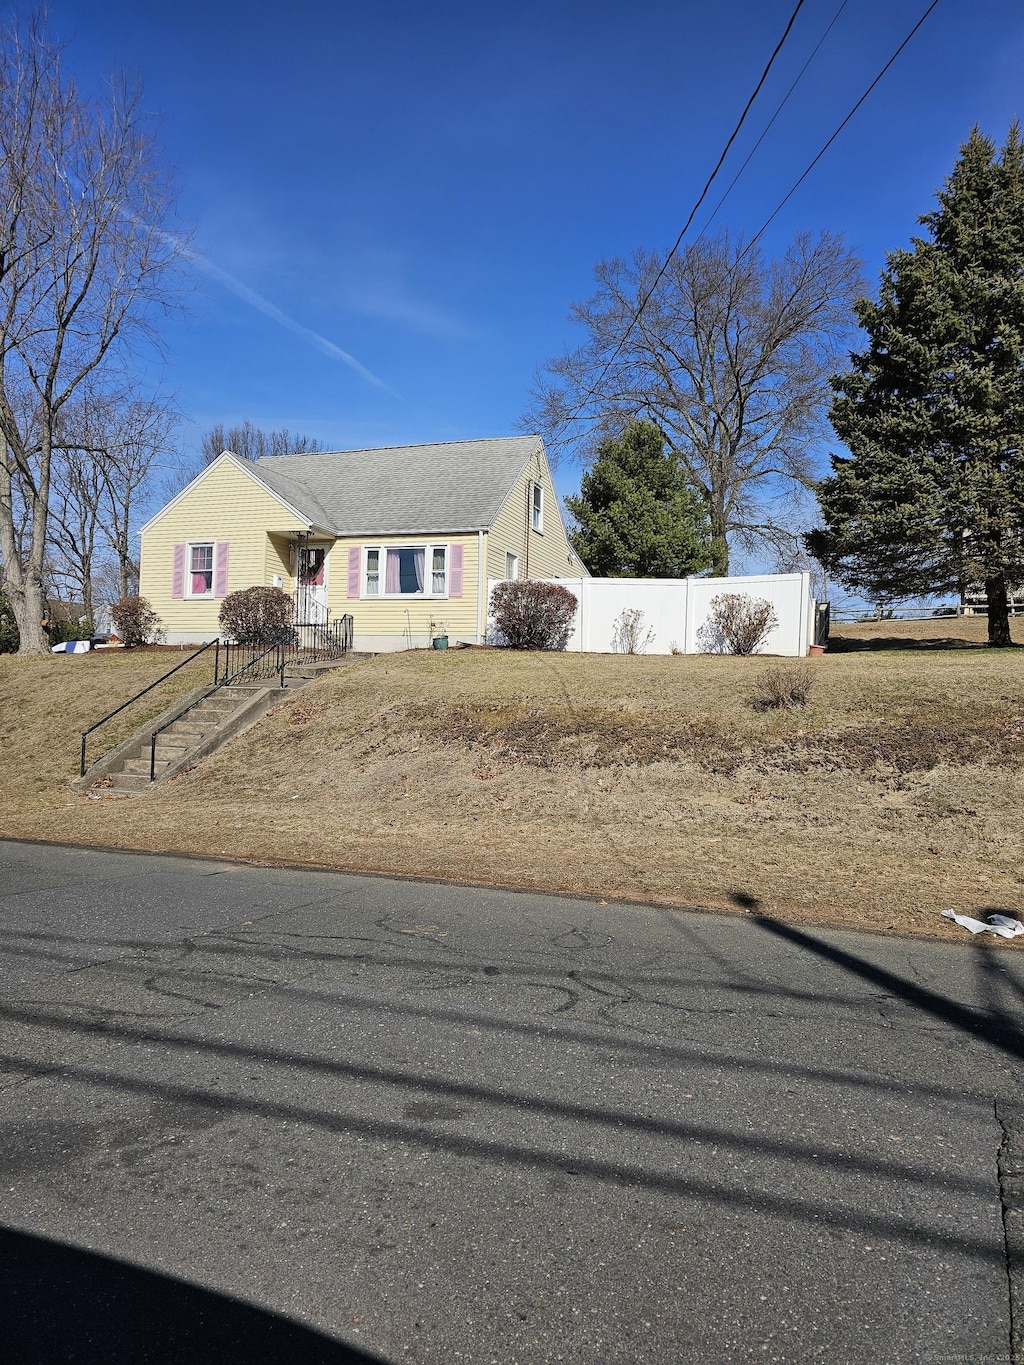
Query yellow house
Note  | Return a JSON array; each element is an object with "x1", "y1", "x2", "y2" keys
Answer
[{"x1": 138, "y1": 435, "x2": 587, "y2": 650}]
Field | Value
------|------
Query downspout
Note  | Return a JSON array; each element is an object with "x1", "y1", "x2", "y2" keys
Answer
[
  {"x1": 524, "y1": 480, "x2": 531, "y2": 578},
  {"x1": 476, "y1": 530, "x2": 485, "y2": 643}
]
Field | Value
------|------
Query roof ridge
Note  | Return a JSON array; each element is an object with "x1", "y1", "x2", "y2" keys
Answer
[{"x1": 255, "y1": 435, "x2": 538, "y2": 461}]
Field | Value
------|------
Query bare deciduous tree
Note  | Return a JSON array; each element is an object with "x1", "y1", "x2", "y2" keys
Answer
[
  {"x1": 162, "y1": 419, "x2": 326, "y2": 500},
  {"x1": 48, "y1": 391, "x2": 176, "y2": 622},
  {"x1": 0, "y1": 13, "x2": 182, "y2": 653},
  {"x1": 525, "y1": 232, "x2": 863, "y2": 575}
]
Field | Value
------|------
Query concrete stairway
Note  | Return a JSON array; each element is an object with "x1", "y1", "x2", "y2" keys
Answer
[
  {"x1": 76, "y1": 683, "x2": 286, "y2": 796},
  {"x1": 74, "y1": 652, "x2": 371, "y2": 797}
]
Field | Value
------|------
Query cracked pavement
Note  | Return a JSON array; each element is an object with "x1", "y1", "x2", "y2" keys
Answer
[{"x1": 0, "y1": 838, "x2": 1021, "y2": 1363}]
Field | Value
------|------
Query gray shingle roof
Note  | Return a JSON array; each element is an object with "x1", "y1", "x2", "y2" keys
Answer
[{"x1": 251, "y1": 435, "x2": 543, "y2": 537}]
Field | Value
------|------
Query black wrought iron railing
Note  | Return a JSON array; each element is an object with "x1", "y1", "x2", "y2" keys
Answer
[
  {"x1": 79, "y1": 638, "x2": 220, "y2": 777},
  {"x1": 215, "y1": 638, "x2": 288, "y2": 689},
  {"x1": 80, "y1": 613, "x2": 354, "y2": 783},
  {"x1": 290, "y1": 614, "x2": 353, "y2": 661}
]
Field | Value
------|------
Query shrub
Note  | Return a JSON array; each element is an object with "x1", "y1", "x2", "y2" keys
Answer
[
  {"x1": 46, "y1": 617, "x2": 93, "y2": 646},
  {"x1": 750, "y1": 664, "x2": 815, "y2": 711},
  {"x1": 0, "y1": 592, "x2": 20, "y2": 653},
  {"x1": 612, "y1": 607, "x2": 655, "y2": 655},
  {"x1": 489, "y1": 580, "x2": 578, "y2": 650},
  {"x1": 700, "y1": 593, "x2": 778, "y2": 655},
  {"x1": 218, "y1": 585, "x2": 293, "y2": 645},
  {"x1": 110, "y1": 596, "x2": 165, "y2": 647}
]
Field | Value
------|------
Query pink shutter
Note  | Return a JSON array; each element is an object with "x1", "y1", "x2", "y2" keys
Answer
[
  {"x1": 449, "y1": 543, "x2": 463, "y2": 598},
  {"x1": 213, "y1": 541, "x2": 230, "y2": 597},
  {"x1": 171, "y1": 543, "x2": 185, "y2": 599},
  {"x1": 347, "y1": 546, "x2": 361, "y2": 598}
]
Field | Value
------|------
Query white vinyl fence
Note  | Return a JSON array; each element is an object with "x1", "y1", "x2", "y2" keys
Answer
[{"x1": 488, "y1": 573, "x2": 817, "y2": 656}]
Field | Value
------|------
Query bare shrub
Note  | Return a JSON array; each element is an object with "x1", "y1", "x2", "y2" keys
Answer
[
  {"x1": 751, "y1": 664, "x2": 815, "y2": 711},
  {"x1": 109, "y1": 596, "x2": 165, "y2": 647},
  {"x1": 612, "y1": 608, "x2": 656, "y2": 654},
  {"x1": 489, "y1": 580, "x2": 578, "y2": 650},
  {"x1": 219, "y1": 586, "x2": 294, "y2": 645},
  {"x1": 700, "y1": 593, "x2": 778, "y2": 655}
]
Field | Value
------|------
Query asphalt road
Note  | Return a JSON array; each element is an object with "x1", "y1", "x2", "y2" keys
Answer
[{"x1": 0, "y1": 838, "x2": 1021, "y2": 1364}]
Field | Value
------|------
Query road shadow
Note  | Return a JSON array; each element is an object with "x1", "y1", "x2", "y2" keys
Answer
[
  {"x1": 730, "y1": 891, "x2": 1024, "y2": 1062},
  {"x1": 0, "y1": 1225, "x2": 382, "y2": 1365}
]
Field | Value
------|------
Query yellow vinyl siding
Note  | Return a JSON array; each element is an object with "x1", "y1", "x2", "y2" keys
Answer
[
  {"x1": 328, "y1": 534, "x2": 481, "y2": 641},
  {"x1": 139, "y1": 461, "x2": 309, "y2": 635},
  {"x1": 266, "y1": 533, "x2": 297, "y2": 589},
  {"x1": 485, "y1": 447, "x2": 583, "y2": 581}
]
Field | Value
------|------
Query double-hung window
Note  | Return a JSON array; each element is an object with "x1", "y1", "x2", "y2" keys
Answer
[
  {"x1": 364, "y1": 544, "x2": 448, "y2": 596},
  {"x1": 188, "y1": 543, "x2": 214, "y2": 597},
  {"x1": 531, "y1": 482, "x2": 544, "y2": 533}
]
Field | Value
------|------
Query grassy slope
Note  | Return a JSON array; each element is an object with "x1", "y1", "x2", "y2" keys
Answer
[{"x1": 1, "y1": 629, "x2": 1021, "y2": 942}]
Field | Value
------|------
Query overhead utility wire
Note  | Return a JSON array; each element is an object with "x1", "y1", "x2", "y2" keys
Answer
[
  {"x1": 696, "y1": 0, "x2": 851, "y2": 238},
  {"x1": 745, "y1": 0, "x2": 941, "y2": 252},
  {"x1": 553, "y1": 0, "x2": 808, "y2": 434}
]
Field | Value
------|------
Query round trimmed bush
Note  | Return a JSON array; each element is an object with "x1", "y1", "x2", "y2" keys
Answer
[{"x1": 218, "y1": 586, "x2": 293, "y2": 645}]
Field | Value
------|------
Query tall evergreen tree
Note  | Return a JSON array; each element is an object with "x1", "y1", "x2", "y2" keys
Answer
[
  {"x1": 808, "y1": 125, "x2": 1024, "y2": 646},
  {"x1": 565, "y1": 421, "x2": 713, "y2": 577}
]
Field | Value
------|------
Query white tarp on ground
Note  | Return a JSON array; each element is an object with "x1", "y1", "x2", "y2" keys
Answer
[{"x1": 488, "y1": 572, "x2": 816, "y2": 656}]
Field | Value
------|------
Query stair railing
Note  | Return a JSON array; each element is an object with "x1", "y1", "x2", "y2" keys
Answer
[
  {"x1": 149, "y1": 638, "x2": 286, "y2": 782},
  {"x1": 80, "y1": 638, "x2": 220, "y2": 777}
]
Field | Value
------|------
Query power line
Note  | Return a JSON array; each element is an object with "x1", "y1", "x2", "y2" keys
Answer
[
  {"x1": 697, "y1": 0, "x2": 851, "y2": 239},
  {"x1": 745, "y1": 0, "x2": 941, "y2": 252},
  {"x1": 551, "y1": 0, "x2": 808, "y2": 436},
  {"x1": 550, "y1": 0, "x2": 941, "y2": 447}
]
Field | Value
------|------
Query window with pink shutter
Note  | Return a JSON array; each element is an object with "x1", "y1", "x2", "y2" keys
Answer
[
  {"x1": 171, "y1": 544, "x2": 186, "y2": 599},
  {"x1": 449, "y1": 543, "x2": 463, "y2": 598},
  {"x1": 213, "y1": 541, "x2": 230, "y2": 597}
]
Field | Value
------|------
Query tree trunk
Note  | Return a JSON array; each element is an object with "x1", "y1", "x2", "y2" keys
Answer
[
  {"x1": 6, "y1": 570, "x2": 51, "y2": 655},
  {"x1": 708, "y1": 504, "x2": 729, "y2": 577},
  {"x1": 985, "y1": 573, "x2": 1012, "y2": 647}
]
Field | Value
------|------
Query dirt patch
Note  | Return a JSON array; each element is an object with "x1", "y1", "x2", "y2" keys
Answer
[{"x1": 392, "y1": 697, "x2": 1024, "y2": 777}]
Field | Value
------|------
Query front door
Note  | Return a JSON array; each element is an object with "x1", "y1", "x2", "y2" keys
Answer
[{"x1": 295, "y1": 544, "x2": 328, "y2": 624}]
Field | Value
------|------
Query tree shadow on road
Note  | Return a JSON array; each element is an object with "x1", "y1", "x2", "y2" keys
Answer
[{"x1": 0, "y1": 1225, "x2": 381, "y2": 1365}]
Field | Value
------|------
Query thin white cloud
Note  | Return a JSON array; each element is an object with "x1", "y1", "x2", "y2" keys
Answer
[{"x1": 167, "y1": 233, "x2": 392, "y2": 393}]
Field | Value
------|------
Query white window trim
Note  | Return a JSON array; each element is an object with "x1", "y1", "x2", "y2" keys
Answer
[
  {"x1": 185, "y1": 540, "x2": 215, "y2": 599},
  {"x1": 363, "y1": 543, "x2": 451, "y2": 599},
  {"x1": 506, "y1": 551, "x2": 519, "y2": 580}
]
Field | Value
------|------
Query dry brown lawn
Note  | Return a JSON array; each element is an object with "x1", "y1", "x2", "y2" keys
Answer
[{"x1": 1, "y1": 628, "x2": 1022, "y2": 944}]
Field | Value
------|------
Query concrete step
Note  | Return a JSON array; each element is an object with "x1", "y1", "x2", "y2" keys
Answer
[
  {"x1": 188, "y1": 704, "x2": 238, "y2": 722},
  {"x1": 122, "y1": 757, "x2": 172, "y2": 776},
  {"x1": 103, "y1": 772, "x2": 154, "y2": 791},
  {"x1": 157, "y1": 727, "x2": 207, "y2": 746},
  {"x1": 154, "y1": 744, "x2": 193, "y2": 762}
]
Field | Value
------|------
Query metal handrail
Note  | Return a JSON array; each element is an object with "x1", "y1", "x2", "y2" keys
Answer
[
  {"x1": 148, "y1": 638, "x2": 285, "y2": 781},
  {"x1": 215, "y1": 638, "x2": 286, "y2": 690},
  {"x1": 80, "y1": 638, "x2": 220, "y2": 777}
]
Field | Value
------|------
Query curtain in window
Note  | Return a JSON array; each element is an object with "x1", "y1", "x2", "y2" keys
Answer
[
  {"x1": 413, "y1": 548, "x2": 426, "y2": 592},
  {"x1": 385, "y1": 549, "x2": 401, "y2": 593}
]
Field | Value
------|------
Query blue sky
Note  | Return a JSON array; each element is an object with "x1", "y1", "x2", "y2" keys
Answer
[{"x1": 50, "y1": 0, "x2": 1024, "y2": 522}]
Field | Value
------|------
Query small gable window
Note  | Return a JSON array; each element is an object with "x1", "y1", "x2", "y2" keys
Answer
[{"x1": 532, "y1": 482, "x2": 544, "y2": 533}]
